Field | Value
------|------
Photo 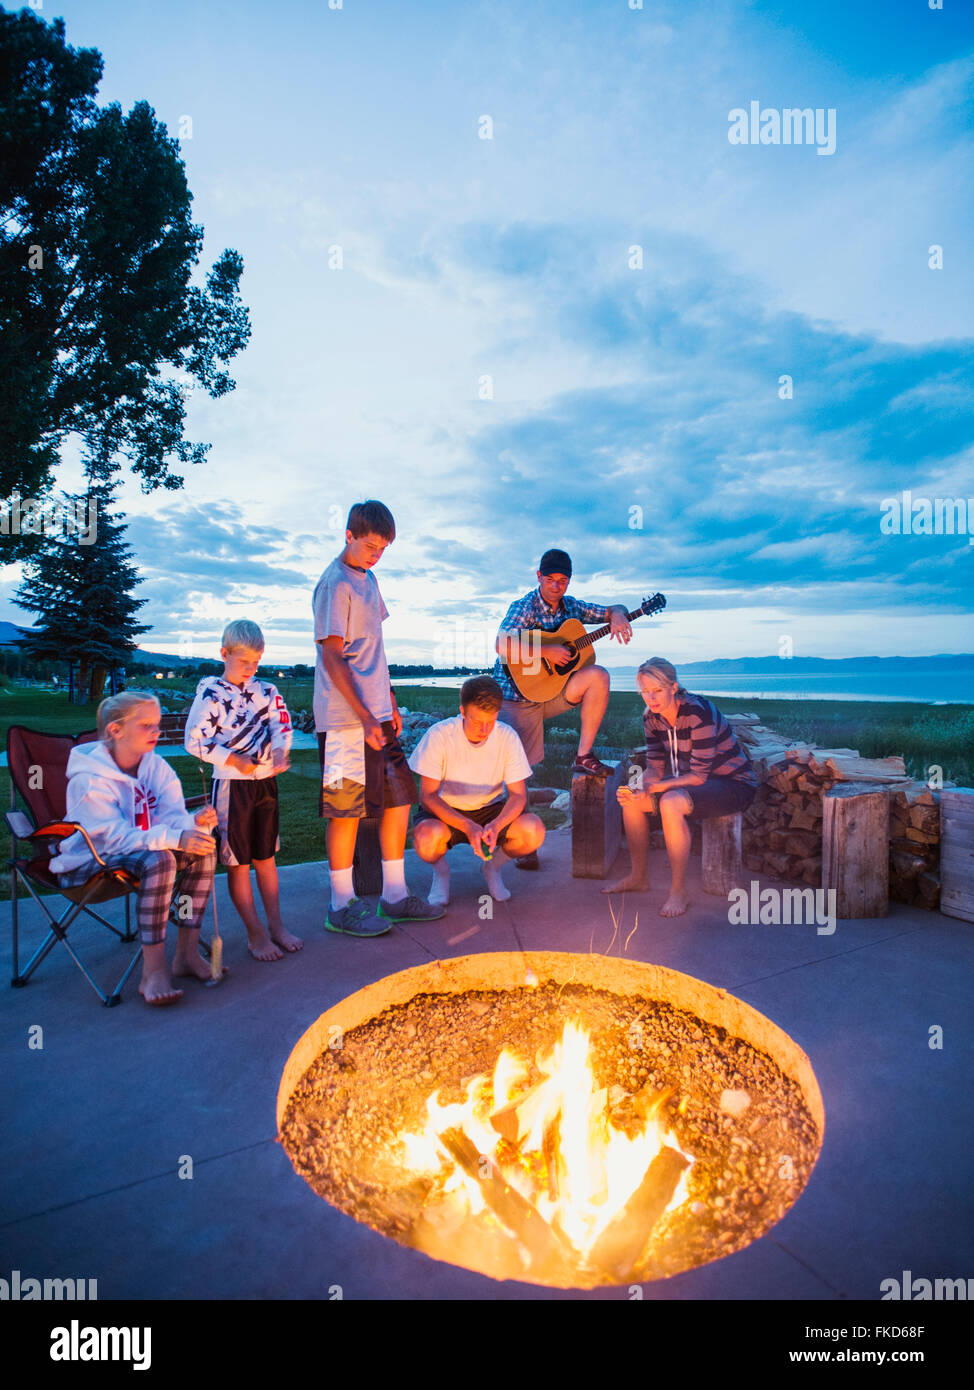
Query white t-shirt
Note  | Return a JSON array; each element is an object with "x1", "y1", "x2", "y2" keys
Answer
[{"x1": 408, "y1": 716, "x2": 532, "y2": 812}]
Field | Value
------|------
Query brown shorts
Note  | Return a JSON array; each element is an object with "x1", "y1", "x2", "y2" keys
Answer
[
  {"x1": 497, "y1": 691, "x2": 580, "y2": 766},
  {"x1": 317, "y1": 723, "x2": 418, "y2": 819},
  {"x1": 413, "y1": 798, "x2": 512, "y2": 851}
]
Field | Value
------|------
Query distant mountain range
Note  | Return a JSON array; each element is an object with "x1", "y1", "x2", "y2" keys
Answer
[
  {"x1": 4, "y1": 626, "x2": 972, "y2": 675},
  {"x1": 126, "y1": 651, "x2": 974, "y2": 672},
  {"x1": 0, "y1": 621, "x2": 28, "y2": 646},
  {"x1": 672, "y1": 655, "x2": 974, "y2": 673}
]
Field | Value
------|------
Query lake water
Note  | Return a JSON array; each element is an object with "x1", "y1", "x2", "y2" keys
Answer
[{"x1": 402, "y1": 669, "x2": 974, "y2": 704}]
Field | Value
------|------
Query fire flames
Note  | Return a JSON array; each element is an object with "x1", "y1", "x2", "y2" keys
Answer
[{"x1": 397, "y1": 1018, "x2": 693, "y2": 1282}]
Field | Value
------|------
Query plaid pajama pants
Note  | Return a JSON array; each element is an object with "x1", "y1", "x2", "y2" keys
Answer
[{"x1": 57, "y1": 848, "x2": 216, "y2": 945}]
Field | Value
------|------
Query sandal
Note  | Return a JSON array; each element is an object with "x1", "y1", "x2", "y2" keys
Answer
[{"x1": 572, "y1": 753, "x2": 611, "y2": 777}]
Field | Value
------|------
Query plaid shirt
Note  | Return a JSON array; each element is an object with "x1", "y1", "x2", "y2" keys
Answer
[
  {"x1": 493, "y1": 588, "x2": 611, "y2": 702},
  {"x1": 642, "y1": 693, "x2": 756, "y2": 786}
]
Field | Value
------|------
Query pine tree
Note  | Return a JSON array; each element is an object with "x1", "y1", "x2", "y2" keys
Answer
[{"x1": 14, "y1": 484, "x2": 149, "y2": 702}]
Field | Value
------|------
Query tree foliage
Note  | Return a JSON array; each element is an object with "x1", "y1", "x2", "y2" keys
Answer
[
  {"x1": 14, "y1": 482, "x2": 149, "y2": 702},
  {"x1": 0, "y1": 6, "x2": 251, "y2": 527}
]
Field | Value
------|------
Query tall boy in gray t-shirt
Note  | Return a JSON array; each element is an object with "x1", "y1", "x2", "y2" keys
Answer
[{"x1": 313, "y1": 499, "x2": 443, "y2": 934}]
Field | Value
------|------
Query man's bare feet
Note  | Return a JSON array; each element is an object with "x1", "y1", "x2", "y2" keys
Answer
[
  {"x1": 139, "y1": 967, "x2": 183, "y2": 1006},
  {"x1": 271, "y1": 927, "x2": 303, "y2": 952},
  {"x1": 248, "y1": 929, "x2": 284, "y2": 962},
  {"x1": 660, "y1": 892, "x2": 690, "y2": 917},
  {"x1": 173, "y1": 953, "x2": 220, "y2": 983},
  {"x1": 601, "y1": 875, "x2": 650, "y2": 894}
]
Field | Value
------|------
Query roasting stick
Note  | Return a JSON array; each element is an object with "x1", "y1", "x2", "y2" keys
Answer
[{"x1": 199, "y1": 765, "x2": 224, "y2": 986}]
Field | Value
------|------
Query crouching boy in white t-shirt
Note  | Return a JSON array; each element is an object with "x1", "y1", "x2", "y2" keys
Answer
[{"x1": 408, "y1": 676, "x2": 545, "y2": 905}]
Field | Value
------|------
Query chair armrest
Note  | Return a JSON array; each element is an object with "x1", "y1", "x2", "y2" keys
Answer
[
  {"x1": 6, "y1": 810, "x2": 37, "y2": 841},
  {"x1": 30, "y1": 819, "x2": 107, "y2": 867},
  {"x1": 5, "y1": 811, "x2": 86, "y2": 845},
  {"x1": 184, "y1": 795, "x2": 207, "y2": 810}
]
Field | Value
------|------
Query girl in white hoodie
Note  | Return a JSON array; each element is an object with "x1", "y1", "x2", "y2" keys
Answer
[{"x1": 50, "y1": 693, "x2": 219, "y2": 1006}]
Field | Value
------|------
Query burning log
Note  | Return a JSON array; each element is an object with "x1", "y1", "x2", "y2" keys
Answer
[
  {"x1": 542, "y1": 1111, "x2": 562, "y2": 1200},
  {"x1": 437, "y1": 1126, "x2": 577, "y2": 1277},
  {"x1": 489, "y1": 1080, "x2": 549, "y2": 1145},
  {"x1": 587, "y1": 1146, "x2": 689, "y2": 1281}
]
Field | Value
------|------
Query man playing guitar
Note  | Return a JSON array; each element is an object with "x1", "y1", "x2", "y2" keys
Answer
[{"x1": 493, "y1": 549, "x2": 633, "y2": 864}]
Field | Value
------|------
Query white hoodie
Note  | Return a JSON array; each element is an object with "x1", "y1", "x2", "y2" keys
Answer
[{"x1": 49, "y1": 741, "x2": 198, "y2": 875}]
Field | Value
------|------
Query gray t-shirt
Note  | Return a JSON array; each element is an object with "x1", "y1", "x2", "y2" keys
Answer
[{"x1": 313, "y1": 557, "x2": 392, "y2": 731}]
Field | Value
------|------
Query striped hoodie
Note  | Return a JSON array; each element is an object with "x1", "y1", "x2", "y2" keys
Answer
[{"x1": 642, "y1": 693, "x2": 755, "y2": 786}]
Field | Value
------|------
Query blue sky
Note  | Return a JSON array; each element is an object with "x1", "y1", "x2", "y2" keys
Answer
[{"x1": 2, "y1": 0, "x2": 972, "y2": 666}]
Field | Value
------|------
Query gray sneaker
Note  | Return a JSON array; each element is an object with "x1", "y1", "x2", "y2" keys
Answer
[
  {"x1": 325, "y1": 898, "x2": 391, "y2": 937},
  {"x1": 377, "y1": 894, "x2": 446, "y2": 923}
]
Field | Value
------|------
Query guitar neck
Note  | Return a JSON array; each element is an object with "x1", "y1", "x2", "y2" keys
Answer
[{"x1": 574, "y1": 608, "x2": 644, "y2": 651}]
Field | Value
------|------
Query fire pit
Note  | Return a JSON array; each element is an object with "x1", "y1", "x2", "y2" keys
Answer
[{"x1": 278, "y1": 952, "x2": 824, "y2": 1289}]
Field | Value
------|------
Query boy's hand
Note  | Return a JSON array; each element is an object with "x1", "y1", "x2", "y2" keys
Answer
[
  {"x1": 194, "y1": 806, "x2": 218, "y2": 831},
  {"x1": 227, "y1": 753, "x2": 258, "y2": 776},
  {"x1": 363, "y1": 716, "x2": 387, "y2": 751},
  {"x1": 465, "y1": 821, "x2": 489, "y2": 860},
  {"x1": 481, "y1": 821, "x2": 500, "y2": 854},
  {"x1": 272, "y1": 749, "x2": 290, "y2": 773},
  {"x1": 179, "y1": 827, "x2": 216, "y2": 856},
  {"x1": 391, "y1": 705, "x2": 403, "y2": 737}
]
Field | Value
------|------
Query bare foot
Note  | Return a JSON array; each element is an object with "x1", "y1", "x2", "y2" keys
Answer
[
  {"x1": 139, "y1": 967, "x2": 183, "y2": 1006},
  {"x1": 248, "y1": 930, "x2": 284, "y2": 962},
  {"x1": 173, "y1": 953, "x2": 224, "y2": 983},
  {"x1": 270, "y1": 927, "x2": 303, "y2": 953},
  {"x1": 601, "y1": 875, "x2": 650, "y2": 894},
  {"x1": 660, "y1": 892, "x2": 690, "y2": 917}
]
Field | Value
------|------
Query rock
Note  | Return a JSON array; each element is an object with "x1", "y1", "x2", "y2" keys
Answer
[{"x1": 720, "y1": 1088, "x2": 751, "y2": 1116}]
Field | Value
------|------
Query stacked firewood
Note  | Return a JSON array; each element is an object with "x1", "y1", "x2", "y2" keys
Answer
[
  {"x1": 727, "y1": 715, "x2": 944, "y2": 910},
  {"x1": 888, "y1": 784, "x2": 942, "y2": 910}
]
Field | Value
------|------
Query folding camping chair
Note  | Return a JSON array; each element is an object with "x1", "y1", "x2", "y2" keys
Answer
[{"x1": 6, "y1": 725, "x2": 206, "y2": 1007}]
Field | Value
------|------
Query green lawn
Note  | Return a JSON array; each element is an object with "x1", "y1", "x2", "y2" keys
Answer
[
  {"x1": 1, "y1": 686, "x2": 969, "y2": 902},
  {"x1": 411, "y1": 688, "x2": 973, "y2": 791}
]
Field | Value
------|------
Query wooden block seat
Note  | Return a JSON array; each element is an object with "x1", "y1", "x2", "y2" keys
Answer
[{"x1": 701, "y1": 812, "x2": 743, "y2": 896}]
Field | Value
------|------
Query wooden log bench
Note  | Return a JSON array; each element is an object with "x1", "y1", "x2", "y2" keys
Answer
[
  {"x1": 940, "y1": 787, "x2": 974, "y2": 924},
  {"x1": 352, "y1": 815, "x2": 383, "y2": 898},
  {"x1": 572, "y1": 759, "x2": 626, "y2": 879},
  {"x1": 822, "y1": 781, "x2": 889, "y2": 918},
  {"x1": 701, "y1": 812, "x2": 743, "y2": 896}
]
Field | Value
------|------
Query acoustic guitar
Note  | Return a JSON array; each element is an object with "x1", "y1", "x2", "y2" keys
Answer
[{"x1": 502, "y1": 593, "x2": 667, "y2": 702}]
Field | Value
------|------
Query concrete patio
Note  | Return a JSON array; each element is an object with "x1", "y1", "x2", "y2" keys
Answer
[{"x1": 2, "y1": 823, "x2": 972, "y2": 1301}]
